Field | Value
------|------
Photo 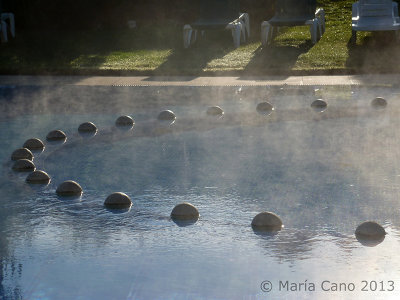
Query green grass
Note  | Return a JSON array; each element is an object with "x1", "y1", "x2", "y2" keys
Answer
[{"x1": 1, "y1": 0, "x2": 400, "y2": 75}]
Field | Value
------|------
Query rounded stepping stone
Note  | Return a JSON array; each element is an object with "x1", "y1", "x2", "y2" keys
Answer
[
  {"x1": 355, "y1": 221, "x2": 386, "y2": 239},
  {"x1": 157, "y1": 110, "x2": 176, "y2": 121},
  {"x1": 26, "y1": 170, "x2": 50, "y2": 184},
  {"x1": 104, "y1": 192, "x2": 132, "y2": 208},
  {"x1": 251, "y1": 212, "x2": 283, "y2": 231},
  {"x1": 46, "y1": 130, "x2": 66, "y2": 141},
  {"x1": 311, "y1": 99, "x2": 327, "y2": 112},
  {"x1": 78, "y1": 122, "x2": 97, "y2": 133},
  {"x1": 23, "y1": 138, "x2": 44, "y2": 151},
  {"x1": 11, "y1": 148, "x2": 33, "y2": 161},
  {"x1": 56, "y1": 180, "x2": 83, "y2": 197},
  {"x1": 371, "y1": 97, "x2": 387, "y2": 109},
  {"x1": 256, "y1": 102, "x2": 274, "y2": 115},
  {"x1": 12, "y1": 159, "x2": 35, "y2": 172},
  {"x1": 115, "y1": 115, "x2": 135, "y2": 126},
  {"x1": 206, "y1": 106, "x2": 224, "y2": 116},
  {"x1": 171, "y1": 202, "x2": 199, "y2": 221}
]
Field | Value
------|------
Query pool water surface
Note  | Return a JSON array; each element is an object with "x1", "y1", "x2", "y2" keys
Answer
[{"x1": 1, "y1": 84, "x2": 400, "y2": 299}]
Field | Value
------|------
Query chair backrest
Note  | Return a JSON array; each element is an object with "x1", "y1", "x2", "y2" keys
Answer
[
  {"x1": 358, "y1": 0, "x2": 393, "y2": 17},
  {"x1": 199, "y1": 0, "x2": 240, "y2": 21},
  {"x1": 275, "y1": 0, "x2": 316, "y2": 18}
]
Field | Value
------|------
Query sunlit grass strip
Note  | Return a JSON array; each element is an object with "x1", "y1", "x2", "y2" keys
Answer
[
  {"x1": 204, "y1": 42, "x2": 259, "y2": 71},
  {"x1": 70, "y1": 50, "x2": 172, "y2": 70}
]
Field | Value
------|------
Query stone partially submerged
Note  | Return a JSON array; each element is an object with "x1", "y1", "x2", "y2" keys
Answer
[
  {"x1": 355, "y1": 221, "x2": 386, "y2": 239},
  {"x1": 26, "y1": 170, "x2": 50, "y2": 184},
  {"x1": 206, "y1": 106, "x2": 224, "y2": 116},
  {"x1": 355, "y1": 221, "x2": 386, "y2": 246},
  {"x1": 12, "y1": 159, "x2": 35, "y2": 172},
  {"x1": 251, "y1": 211, "x2": 283, "y2": 231},
  {"x1": 256, "y1": 102, "x2": 274, "y2": 115},
  {"x1": 171, "y1": 202, "x2": 199, "y2": 221},
  {"x1": 23, "y1": 138, "x2": 45, "y2": 151},
  {"x1": 46, "y1": 130, "x2": 67, "y2": 141},
  {"x1": 78, "y1": 122, "x2": 97, "y2": 133},
  {"x1": 56, "y1": 180, "x2": 83, "y2": 197},
  {"x1": 115, "y1": 115, "x2": 135, "y2": 127},
  {"x1": 311, "y1": 99, "x2": 328, "y2": 112},
  {"x1": 371, "y1": 97, "x2": 387, "y2": 109},
  {"x1": 104, "y1": 192, "x2": 132, "y2": 208},
  {"x1": 11, "y1": 148, "x2": 33, "y2": 161},
  {"x1": 157, "y1": 110, "x2": 176, "y2": 121}
]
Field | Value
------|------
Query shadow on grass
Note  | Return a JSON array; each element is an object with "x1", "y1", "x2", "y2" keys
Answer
[
  {"x1": 242, "y1": 40, "x2": 313, "y2": 76},
  {"x1": 0, "y1": 30, "x2": 112, "y2": 73},
  {"x1": 346, "y1": 31, "x2": 400, "y2": 74},
  {"x1": 151, "y1": 30, "x2": 238, "y2": 76},
  {"x1": 0, "y1": 26, "x2": 183, "y2": 76},
  {"x1": 0, "y1": 26, "x2": 242, "y2": 76}
]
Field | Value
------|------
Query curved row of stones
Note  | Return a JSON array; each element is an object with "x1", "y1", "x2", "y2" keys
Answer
[{"x1": 10, "y1": 99, "x2": 388, "y2": 244}]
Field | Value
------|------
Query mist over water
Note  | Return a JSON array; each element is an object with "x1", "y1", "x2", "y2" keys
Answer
[{"x1": 1, "y1": 84, "x2": 400, "y2": 299}]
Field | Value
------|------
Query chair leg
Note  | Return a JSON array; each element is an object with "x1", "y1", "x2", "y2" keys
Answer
[
  {"x1": 315, "y1": 8, "x2": 325, "y2": 35},
  {"x1": 243, "y1": 13, "x2": 250, "y2": 39},
  {"x1": 0, "y1": 20, "x2": 8, "y2": 43},
  {"x1": 271, "y1": 26, "x2": 278, "y2": 39},
  {"x1": 240, "y1": 20, "x2": 246, "y2": 43},
  {"x1": 8, "y1": 13, "x2": 15, "y2": 38},
  {"x1": 238, "y1": 13, "x2": 250, "y2": 42},
  {"x1": 193, "y1": 30, "x2": 197, "y2": 44},
  {"x1": 261, "y1": 21, "x2": 270, "y2": 46},
  {"x1": 308, "y1": 20, "x2": 318, "y2": 44},
  {"x1": 1, "y1": 13, "x2": 15, "y2": 38},
  {"x1": 183, "y1": 24, "x2": 192, "y2": 48},
  {"x1": 351, "y1": 30, "x2": 357, "y2": 44},
  {"x1": 317, "y1": 20, "x2": 322, "y2": 40},
  {"x1": 309, "y1": 24, "x2": 313, "y2": 43},
  {"x1": 313, "y1": 21, "x2": 318, "y2": 43},
  {"x1": 231, "y1": 22, "x2": 242, "y2": 48}
]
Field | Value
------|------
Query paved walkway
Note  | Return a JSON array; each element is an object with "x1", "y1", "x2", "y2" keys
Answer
[{"x1": 0, "y1": 75, "x2": 398, "y2": 86}]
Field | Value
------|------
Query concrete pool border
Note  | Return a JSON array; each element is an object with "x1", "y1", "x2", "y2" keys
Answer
[{"x1": 0, "y1": 74, "x2": 399, "y2": 87}]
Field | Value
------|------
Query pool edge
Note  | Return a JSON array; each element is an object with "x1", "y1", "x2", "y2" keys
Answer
[{"x1": 0, "y1": 75, "x2": 399, "y2": 87}]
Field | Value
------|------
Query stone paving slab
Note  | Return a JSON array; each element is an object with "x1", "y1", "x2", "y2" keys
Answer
[{"x1": 0, "y1": 75, "x2": 399, "y2": 87}]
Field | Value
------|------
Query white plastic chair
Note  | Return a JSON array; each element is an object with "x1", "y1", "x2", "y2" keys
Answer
[
  {"x1": 1, "y1": 12, "x2": 15, "y2": 38},
  {"x1": 352, "y1": 0, "x2": 400, "y2": 43},
  {"x1": 183, "y1": 0, "x2": 250, "y2": 49},
  {"x1": 261, "y1": 0, "x2": 325, "y2": 46},
  {"x1": 184, "y1": 13, "x2": 249, "y2": 49},
  {"x1": 0, "y1": 19, "x2": 7, "y2": 43}
]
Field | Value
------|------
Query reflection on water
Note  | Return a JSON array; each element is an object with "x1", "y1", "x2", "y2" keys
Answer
[{"x1": 1, "y1": 85, "x2": 400, "y2": 298}]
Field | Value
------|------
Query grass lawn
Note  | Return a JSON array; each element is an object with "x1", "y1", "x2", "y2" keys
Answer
[{"x1": 1, "y1": 0, "x2": 400, "y2": 75}]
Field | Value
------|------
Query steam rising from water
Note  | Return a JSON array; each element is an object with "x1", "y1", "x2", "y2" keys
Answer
[
  {"x1": 2, "y1": 84, "x2": 400, "y2": 230},
  {"x1": 1, "y1": 84, "x2": 400, "y2": 298}
]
